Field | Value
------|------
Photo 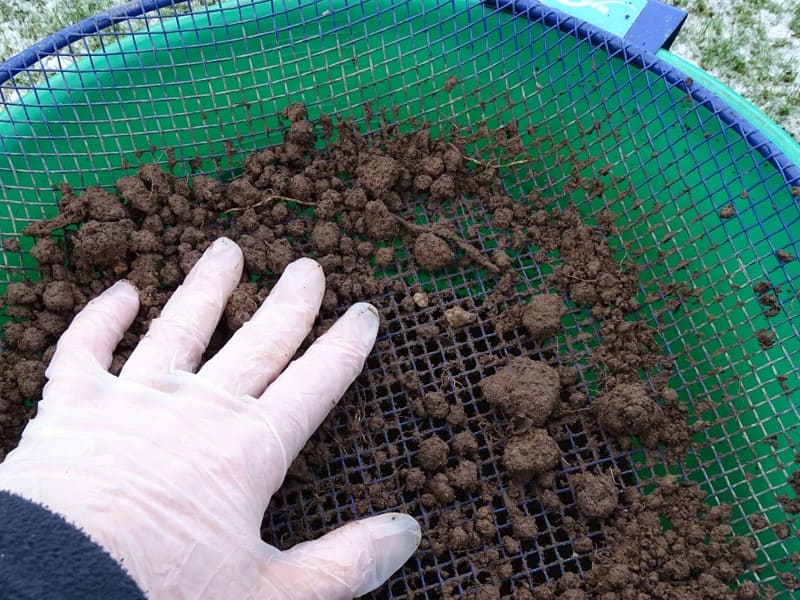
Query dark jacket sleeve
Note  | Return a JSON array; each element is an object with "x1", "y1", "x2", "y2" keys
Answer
[{"x1": 0, "y1": 490, "x2": 146, "y2": 599}]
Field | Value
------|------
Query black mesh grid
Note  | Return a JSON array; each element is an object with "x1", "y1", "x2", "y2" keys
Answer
[{"x1": 262, "y1": 196, "x2": 639, "y2": 598}]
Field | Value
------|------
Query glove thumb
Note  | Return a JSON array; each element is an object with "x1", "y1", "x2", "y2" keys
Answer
[{"x1": 264, "y1": 513, "x2": 421, "y2": 599}]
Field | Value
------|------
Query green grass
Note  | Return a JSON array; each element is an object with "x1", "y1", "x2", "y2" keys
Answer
[
  {"x1": 0, "y1": 1, "x2": 112, "y2": 62},
  {"x1": 670, "y1": 0, "x2": 800, "y2": 140}
]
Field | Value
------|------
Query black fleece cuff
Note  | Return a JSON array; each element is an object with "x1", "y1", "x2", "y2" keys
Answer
[{"x1": 0, "y1": 490, "x2": 145, "y2": 599}]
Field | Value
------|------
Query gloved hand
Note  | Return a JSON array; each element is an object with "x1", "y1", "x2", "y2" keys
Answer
[{"x1": 0, "y1": 237, "x2": 420, "y2": 599}]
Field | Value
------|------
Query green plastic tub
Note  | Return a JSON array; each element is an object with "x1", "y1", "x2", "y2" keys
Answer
[{"x1": 0, "y1": 0, "x2": 798, "y2": 596}]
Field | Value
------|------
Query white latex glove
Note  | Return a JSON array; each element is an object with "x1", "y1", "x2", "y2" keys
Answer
[{"x1": 0, "y1": 237, "x2": 420, "y2": 599}]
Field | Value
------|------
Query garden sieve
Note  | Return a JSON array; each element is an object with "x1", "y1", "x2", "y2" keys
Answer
[{"x1": 0, "y1": 0, "x2": 799, "y2": 597}]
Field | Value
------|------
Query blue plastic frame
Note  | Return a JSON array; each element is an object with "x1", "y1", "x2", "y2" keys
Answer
[
  {"x1": 0, "y1": 0, "x2": 177, "y2": 82},
  {"x1": 486, "y1": 0, "x2": 800, "y2": 188}
]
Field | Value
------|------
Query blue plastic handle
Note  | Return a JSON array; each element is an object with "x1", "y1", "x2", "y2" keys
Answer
[{"x1": 494, "y1": 0, "x2": 687, "y2": 53}]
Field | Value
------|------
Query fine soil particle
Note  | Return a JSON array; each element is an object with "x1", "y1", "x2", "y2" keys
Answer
[
  {"x1": 521, "y1": 293, "x2": 566, "y2": 338},
  {"x1": 479, "y1": 357, "x2": 560, "y2": 426},
  {"x1": 756, "y1": 328, "x2": 776, "y2": 349},
  {"x1": 443, "y1": 75, "x2": 459, "y2": 92},
  {"x1": 0, "y1": 108, "x2": 764, "y2": 598}
]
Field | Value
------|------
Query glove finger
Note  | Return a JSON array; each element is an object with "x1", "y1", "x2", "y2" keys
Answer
[
  {"x1": 47, "y1": 280, "x2": 140, "y2": 377},
  {"x1": 259, "y1": 302, "x2": 378, "y2": 482},
  {"x1": 263, "y1": 513, "x2": 421, "y2": 599},
  {"x1": 120, "y1": 237, "x2": 243, "y2": 384},
  {"x1": 197, "y1": 257, "x2": 324, "y2": 397}
]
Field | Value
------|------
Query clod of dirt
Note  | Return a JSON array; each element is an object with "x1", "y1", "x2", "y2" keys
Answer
[
  {"x1": 427, "y1": 472, "x2": 455, "y2": 504},
  {"x1": 479, "y1": 357, "x2": 560, "y2": 426},
  {"x1": 403, "y1": 468, "x2": 426, "y2": 492},
  {"x1": 522, "y1": 293, "x2": 566, "y2": 338},
  {"x1": 719, "y1": 205, "x2": 736, "y2": 219},
  {"x1": 73, "y1": 220, "x2": 131, "y2": 268},
  {"x1": 572, "y1": 472, "x2": 619, "y2": 519},
  {"x1": 443, "y1": 75, "x2": 459, "y2": 92},
  {"x1": 364, "y1": 200, "x2": 396, "y2": 241},
  {"x1": 511, "y1": 513, "x2": 539, "y2": 539},
  {"x1": 413, "y1": 232, "x2": 454, "y2": 271},
  {"x1": 448, "y1": 460, "x2": 479, "y2": 491},
  {"x1": 357, "y1": 155, "x2": 401, "y2": 198},
  {"x1": 281, "y1": 102, "x2": 308, "y2": 122},
  {"x1": 451, "y1": 431, "x2": 478, "y2": 456},
  {"x1": 594, "y1": 383, "x2": 662, "y2": 448},
  {"x1": 41, "y1": 281, "x2": 74, "y2": 312},
  {"x1": 753, "y1": 281, "x2": 771, "y2": 294},
  {"x1": 374, "y1": 246, "x2": 394, "y2": 268},
  {"x1": 444, "y1": 306, "x2": 476, "y2": 328},
  {"x1": 412, "y1": 292, "x2": 429, "y2": 308},
  {"x1": 757, "y1": 291, "x2": 780, "y2": 317},
  {"x1": 421, "y1": 391, "x2": 449, "y2": 420},
  {"x1": 4, "y1": 283, "x2": 37, "y2": 305},
  {"x1": 417, "y1": 435, "x2": 449, "y2": 471},
  {"x1": 776, "y1": 249, "x2": 795, "y2": 263},
  {"x1": 13, "y1": 359, "x2": 45, "y2": 398},
  {"x1": 84, "y1": 186, "x2": 129, "y2": 222},
  {"x1": 310, "y1": 221, "x2": 341, "y2": 254},
  {"x1": 756, "y1": 328, "x2": 775, "y2": 349},
  {"x1": 503, "y1": 429, "x2": 561, "y2": 480}
]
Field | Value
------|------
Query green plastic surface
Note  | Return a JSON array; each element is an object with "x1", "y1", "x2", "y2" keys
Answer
[{"x1": 0, "y1": 0, "x2": 798, "y2": 594}]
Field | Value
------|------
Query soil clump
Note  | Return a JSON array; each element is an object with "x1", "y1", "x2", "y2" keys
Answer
[{"x1": 0, "y1": 109, "x2": 760, "y2": 598}]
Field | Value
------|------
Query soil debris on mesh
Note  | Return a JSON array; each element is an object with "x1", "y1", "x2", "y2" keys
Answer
[
  {"x1": 756, "y1": 328, "x2": 776, "y2": 350},
  {"x1": 0, "y1": 108, "x2": 762, "y2": 597},
  {"x1": 753, "y1": 280, "x2": 781, "y2": 318}
]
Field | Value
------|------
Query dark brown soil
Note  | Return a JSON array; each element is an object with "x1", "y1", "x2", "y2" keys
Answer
[
  {"x1": 0, "y1": 109, "x2": 762, "y2": 598},
  {"x1": 503, "y1": 429, "x2": 561, "y2": 481},
  {"x1": 756, "y1": 328, "x2": 776, "y2": 349},
  {"x1": 521, "y1": 294, "x2": 566, "y2": 339},
  {"x1": 594, "y1": 383, "x2": 663, "y2": 448},
  {"x1": 413, "y1": 232, "x2": 455, "y2": 271},
  {"x1": 753, "y1": 281, "x2": 781, "y2": 318},
  {"x1": 571, "y1": 472, "x2": 618, "y2": 520},
  {"x1": 479, "y1": 357, "x2": 560, "y2": 427}
]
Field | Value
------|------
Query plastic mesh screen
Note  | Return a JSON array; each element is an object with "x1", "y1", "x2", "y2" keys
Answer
[
  {"x1": 1, "y1": 0, "x2": 799, "y2": 597},
  {"x1": 263, "y1": 196, "x2": 642, "y2": 597}
]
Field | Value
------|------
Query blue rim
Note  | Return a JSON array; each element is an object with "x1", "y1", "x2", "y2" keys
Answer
[
  {"x1": 1, "y1": 0, "x2": 799, "y2": 189},
  {"x1": 488, "y1": 0, "x2": 800, "y2": 188},
  {"x1": 0, "y1": 0, "x2": 177, "y2": 83}
]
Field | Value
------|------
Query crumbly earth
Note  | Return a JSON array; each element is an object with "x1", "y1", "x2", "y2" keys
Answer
[
  {"x1": 594, "y1": 383, "x2": 663, "y2": 448},
  {"x1": 571, "y1": 472, "x2": 619, "y2": 520},
  {"x1": 503, "y1": 429, "x2": 562, "y2": 481},
  {"x1": 0, "y1": 110, "x2": 761, "y2": 597},
  {"x1": 521, "y1": 293, "x2": 566, "y2": 339},
  {"x1": 478, "y1": 357, "x2": 560, "y2": 427}
]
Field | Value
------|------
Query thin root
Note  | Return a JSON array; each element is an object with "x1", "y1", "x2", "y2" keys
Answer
[
  {"x1": 224, "y1": 194, "x2": 316, "y2": 213},
  {"x1": 395, "y1": 215, "x2": 501, "y2": 275}
]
